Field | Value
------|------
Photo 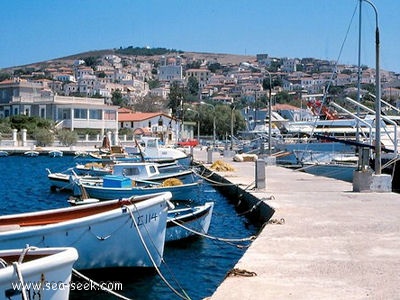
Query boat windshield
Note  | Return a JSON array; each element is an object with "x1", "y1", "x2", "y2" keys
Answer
[
  {"x1": 122, "y1": 167, "x2": 140, "y2": 176},
  {"x1": 146, "y1": 139, "x2": 157, "y2": 148}
]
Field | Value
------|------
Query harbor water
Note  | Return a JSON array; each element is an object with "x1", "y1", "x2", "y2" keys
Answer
[{"x1": 0, "y1": 155, "x2": 258, "y2": 300}]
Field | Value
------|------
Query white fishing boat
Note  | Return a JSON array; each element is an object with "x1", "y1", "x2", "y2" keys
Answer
[
  {"x1": 23, "y1": 150, "x2": 39, "y2": 157},
  {"x1": 48, "y1": 149, "x2": 63, "y2": 157},
  {"x1": 46, "y1": 168, "x2": 103, "y2": 191},
  {"x1": 73, "y1": 175, "x2": 202, "y2": 202},
  {"x1": 48, "y1": 160, "x2": 196, "y2": 191},
  {"x1": 74, "y1": 162, "x2": 113, "y2": 176},
  {"x1": 66, "y1": 197, "x2": 214, "y2": 243},
  {"x1": 0, "y1": 192, "x2": 170, "y2": 270},
  {"x1": 0, "y1": 246, "x2": 78, "y2": 300},
  {"x1": 110, "y1": 161, "x2": 195, "y2": 184},
  {"x1": 166, "y1": 202, "x2": 214, "y2": 242},
  {"x1": 125, "y1": 137, "x2": 192, "y2": 166}
]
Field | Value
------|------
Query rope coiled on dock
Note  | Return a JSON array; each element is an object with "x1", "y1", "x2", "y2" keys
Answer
[{"x1": 225, "y1": 268, "x2": 257, "y2": 278}]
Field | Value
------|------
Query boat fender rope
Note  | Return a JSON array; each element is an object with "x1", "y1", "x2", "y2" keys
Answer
[
  {"x1": 88, "y1": 218, "x2": 130, "y2": 241},
  {"x1": 95, "y1": 234, "x2": 111, "y2": 241}
]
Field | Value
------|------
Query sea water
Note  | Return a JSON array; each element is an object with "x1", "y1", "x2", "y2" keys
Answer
[{"x1": 0, "y1": 155, "x2": 258, "y2": 300}]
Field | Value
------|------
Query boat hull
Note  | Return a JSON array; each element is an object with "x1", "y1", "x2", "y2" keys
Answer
[
  {"x1": 80, "y1": 182, "x2": 202, "y2": 201},
  {"x1": 166, "y1": 202, "x2": 214, "y2": 242},
  {"x1": 0, "y1": 193, "x2": 170, "y2": 270},
  {"x1": 48, "y1": 172, "x2": 102, "y2": 191},
  {"x1": 0, "y1": 247, "x2": 78, "y2": 300},
  {"x1": 301, "y1": 163, "x2": 356, "y2": 182}
]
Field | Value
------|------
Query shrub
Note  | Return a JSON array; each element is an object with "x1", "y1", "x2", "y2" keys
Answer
[
  {"x1": 57, "y1": 130, "x2": 78, "y2": 146},
  {"x1": 33, "y1": 128, "x2": 54, "y2": 147}
]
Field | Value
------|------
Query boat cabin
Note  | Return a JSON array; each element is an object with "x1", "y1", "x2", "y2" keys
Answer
[{"x1": 112, "y1": 162, "x2": 161, "y2": 180}]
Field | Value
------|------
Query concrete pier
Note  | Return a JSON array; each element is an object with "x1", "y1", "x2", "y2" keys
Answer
[{"x1": 193, "y1": 149, "x2": 400, "y2": 300}]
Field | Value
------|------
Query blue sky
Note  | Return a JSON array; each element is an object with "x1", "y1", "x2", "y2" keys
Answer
[{"x1": 1, "y1": 0, "x2": 399, "y2": 73}]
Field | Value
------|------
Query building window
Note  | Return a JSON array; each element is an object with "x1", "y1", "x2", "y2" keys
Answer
[
  {"x1": 74, "y1": 109, "x2": 87, "y2": 119},
  {"x1": 58, "y1": 108, "x2": 71, "y2": 120},
  {"x1": 89, "y1": 109, "x2": 102, "y2": 120},
  {"x1": 104, "y1": 110, "x2": 116, "y2": 120}
]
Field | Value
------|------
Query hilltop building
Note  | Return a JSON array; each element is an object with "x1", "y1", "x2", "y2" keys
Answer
[{"x1": 157, "y1": 55, "x2": 183, "y2": 82}]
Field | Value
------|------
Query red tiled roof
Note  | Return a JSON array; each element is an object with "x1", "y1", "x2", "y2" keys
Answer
[
  {"x1": 133, "y1": 127, "x2": 152, "y2": 135},
  {"x1": 118, "y1": 108, "x2": 175, "y2": 122},
  {"x1": 0, "y1": 79, "x2": 15, "y2": 85},
  {"x1": 273, "y1": 104, "x2": 300, "y2": 110},
  {"x1": 118, "y1": 107, "x2": 133, "y2": 113},
  {"x1": 118, "y1": 110, "x2": 165, "y2": 122}
]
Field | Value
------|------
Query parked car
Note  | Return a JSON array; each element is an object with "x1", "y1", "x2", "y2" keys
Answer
[{"x1": 177, "y1": 139, "x2": 199, "y2": 147}]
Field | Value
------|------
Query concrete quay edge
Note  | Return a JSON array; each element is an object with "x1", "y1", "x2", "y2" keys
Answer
[{"x1": 192, "y1": 149, "x2": 400, "y2": 300}]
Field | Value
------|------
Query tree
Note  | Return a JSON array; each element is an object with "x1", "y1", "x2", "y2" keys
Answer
[
  {"x1": 147, "y1": 79, "x2": 161, "y2": 89},
  {"x1": 9, "y1": 115, "x2": 53, "y2": 134},
  {"x1": 274, "y1": 91, "x2": 294, "y2": 104},
  {"x1": 111, "y1": 89, "x2": 124, "y2": 106},
  {"x1": 196, "y1": 104, "x2": 245, "y2": 139},
  {"x1": 213, "y1": 105, "x2": 245, "y2": 138},
  {"x1": 187, "y1": 76, "x2": 199, "y2": 97},
  {"x1": 133, "y1": 95, "x2": 165, "y2": 112},
  {"x1": 208, "y1": 62, "x2": 222, "y2": 73},
  {"x1": 0, "y1": 73, "x2": 11, "y2": 82},
  {"x1": 84, "y1": 56, "x2": 99, "y2": 68},
  {"x1": 167, "y1": 81, "x2": 185, "y2": 116}
]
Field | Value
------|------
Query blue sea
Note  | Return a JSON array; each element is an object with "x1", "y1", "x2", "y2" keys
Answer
[{"x1": 0, "y1": 155, "x2": 258, "y2": 300}]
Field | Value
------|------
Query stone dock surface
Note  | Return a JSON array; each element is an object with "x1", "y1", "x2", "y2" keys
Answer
[{"x1": 192, "y1": 149, "x2": 400, "y2": 300}]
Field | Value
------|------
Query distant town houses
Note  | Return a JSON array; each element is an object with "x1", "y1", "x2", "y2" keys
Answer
[{"x1": 0, "y1": 50, "x2": 400, "y2": 143}]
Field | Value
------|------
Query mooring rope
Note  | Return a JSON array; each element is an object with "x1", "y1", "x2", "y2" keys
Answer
[
  {"x1": 237, "y1": 194, "x2": 275, "y2": 216},
  {"x1": 192, "y1": 168, "x2": 244, "y2": 187},
  {"x1": 124, "y1": 205, "x2": 191, "y2": 300},
  {"x1": 72, "y1": 268, "x2": 132, "y2": 300},
  {"x1": 169, "y1": 219, "x2": 256, "y2": 248},
  {"x1": 13, "y1": 262, "x2": 28, "y2": 300}
]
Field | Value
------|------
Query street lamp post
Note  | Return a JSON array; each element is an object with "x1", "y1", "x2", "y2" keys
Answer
[
  {"x1": 230, "y1": 104, "x2": 236, "y2": 150},
  {"x1": 200, "y1": 102, "x2": 216, "y2": 147},
  {"x1": 265, "y1": 70, "x2": 273, "y2": 155},
  {"x1": 186, "y1": 108, "x2": 200, "y2": 142},
  {"x1": 362, "y1": 0, "x2": 381, "y2": 175}
]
